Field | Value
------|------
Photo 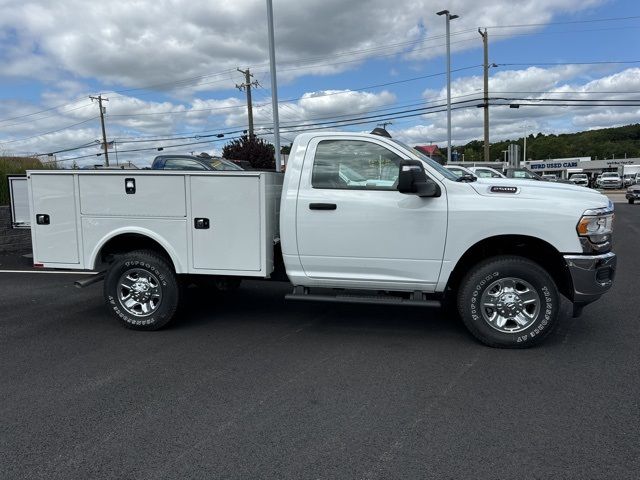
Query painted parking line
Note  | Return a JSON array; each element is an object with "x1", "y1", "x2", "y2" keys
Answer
[{"x1": 0, "y1": 270, "x2": 97, "y2": 275}]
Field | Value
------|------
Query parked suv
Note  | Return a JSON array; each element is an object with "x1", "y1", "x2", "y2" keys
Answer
[
  {"x1": 596, "y1": 172, "x2": 623, "y2": 189},
  {"x1": 626, "y1": 184, "x2": 640, "y2": 204},
  {"x1": 151, "y1": 154, "x2": 244, "y2": 171},
  {"x1": 469, "y1": 166, "x2": 505, "y2": 178},
  {"x1": 569, "y1": 173, "x2": 589, "y2": 187}
]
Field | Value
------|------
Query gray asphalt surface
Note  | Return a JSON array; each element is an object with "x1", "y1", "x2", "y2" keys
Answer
[{"x1": 1, "y1": 205, "x2": 639, "y2": 480}]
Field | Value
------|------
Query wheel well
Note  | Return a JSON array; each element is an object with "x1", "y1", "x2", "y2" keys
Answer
[
  {"x1": 446, "y1": 235, "x2": 573, "y2": 300},
  {"x1": 96, "y1": 233, "x2": 175, "y2": 271}
]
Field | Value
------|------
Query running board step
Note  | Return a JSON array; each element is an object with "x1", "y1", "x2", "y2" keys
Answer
[{"x1": 285, "y1": 289, "x2": 441, "y2": 308}]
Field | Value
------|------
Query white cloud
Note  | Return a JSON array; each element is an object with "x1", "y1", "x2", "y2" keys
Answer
[
  {"x1": 0, "y1": 0, "x2": 606, "y2": 88},
  {"x1": 395, "y1": 66, "x2": 640, "y2": 146},
  {"x1": 1, "y1": 0, "x2": 636, "y2": 164}
]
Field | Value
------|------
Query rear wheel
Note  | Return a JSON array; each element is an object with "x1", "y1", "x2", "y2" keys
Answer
[
  {"x1": 104, "y1": 250, "x2": 180, "y2": 330},
  {"x1": 457, "y1": 256, "x2": 559, "y2": 348}
]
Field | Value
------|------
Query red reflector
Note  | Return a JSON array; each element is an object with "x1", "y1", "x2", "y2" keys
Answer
[{"x1": 34, "y1": 263, "x2": 44, "y2": 268}]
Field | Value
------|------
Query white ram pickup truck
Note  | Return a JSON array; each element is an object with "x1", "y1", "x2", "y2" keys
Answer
[{"x1": 25, "y1": 131, "x2": 616, "y2": 347}]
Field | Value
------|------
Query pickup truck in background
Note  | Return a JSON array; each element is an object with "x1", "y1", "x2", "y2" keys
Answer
[
  {"x1": 596, "y1": 172, "x2": 623, "y2": 189},
  {"x1": 24, "y1": 131, "x2": 617, "y2": 348}
]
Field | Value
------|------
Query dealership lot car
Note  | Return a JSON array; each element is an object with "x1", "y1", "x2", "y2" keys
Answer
[
  {"x1": 151, "y1": 154, "x2": 244, "y2": 171},
  {"x1": 623, "y1": 173, "x2": 636, "y2": 187},
  {"x1": 444, "y1": 165, "x2": 475, "y2": 178},
  {"x1": 468, "y1": 166, "x2": 505, "y2": 178},
  {"x1": 596, "y1": 172, "x2": 623, "y2": 189},
  {"x1": 626, "y1": 184, "x2": 640, "y2": 204},
  {"x1": 570, "y1": 173, "x2": 589, "y2": 187}
]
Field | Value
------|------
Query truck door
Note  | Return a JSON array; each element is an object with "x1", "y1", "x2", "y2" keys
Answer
[{"x1": 295, "y1": 137, "x2": 447, "y2": 289}]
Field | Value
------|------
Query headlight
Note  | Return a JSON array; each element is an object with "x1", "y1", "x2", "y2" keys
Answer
[{"x1": 576, "y1": 206, "x2": 614, "y2": 251}]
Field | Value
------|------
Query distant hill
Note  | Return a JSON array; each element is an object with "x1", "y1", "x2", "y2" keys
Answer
[{"x1": 458, "y1": 123, "x2": 640, "y2": 162}]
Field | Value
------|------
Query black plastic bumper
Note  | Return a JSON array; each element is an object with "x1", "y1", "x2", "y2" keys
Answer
[{"x1": 564, "y1": 252, "x2": 616, "y2": 315}]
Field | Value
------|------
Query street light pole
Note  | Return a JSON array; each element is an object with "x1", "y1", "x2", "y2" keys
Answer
[
  {"x1": 266, "y1": 0, "x2": 282, "y2": 172},
  {"x1": 437, "y1": 10, "x2": 459, "y2": 164}
]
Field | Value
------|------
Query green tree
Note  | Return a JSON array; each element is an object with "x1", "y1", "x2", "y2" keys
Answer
[
  {"x1": 222, "y1": 135, "x2": 275, "y2": 169},
  {"x1": 0, "y1": 156, "x2": 55, "y2": 205},
  {"x1": 281, "y1": 143, "x2": 292, "y2": 155}
]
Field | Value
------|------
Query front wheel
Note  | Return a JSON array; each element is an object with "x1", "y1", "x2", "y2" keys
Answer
[
  {"x1": 629, "y1": 199, "x2": 635, "y2": 204},
  {"x1": 457, "y1": 256, "x2": 559, "y2": 348},
  {"x1": 104, "y1": 250, "x2": 180, "y2": 330}
]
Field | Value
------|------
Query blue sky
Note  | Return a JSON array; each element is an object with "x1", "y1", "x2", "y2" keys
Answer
[{"x1": 0, "y1": 0, "x2": 639, "y2": 166}]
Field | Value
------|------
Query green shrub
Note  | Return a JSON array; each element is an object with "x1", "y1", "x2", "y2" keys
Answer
[
  {"x1": 0, "y1": 156, "x2": 56, "y2": 205},
  {"x1": 222, "y1": 135, "x2": 275, "y2": 169}
]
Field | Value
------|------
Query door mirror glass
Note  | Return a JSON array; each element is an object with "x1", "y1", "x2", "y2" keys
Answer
[{"x1": 397, "y1": 160, "x2": 441, "y2": 197}]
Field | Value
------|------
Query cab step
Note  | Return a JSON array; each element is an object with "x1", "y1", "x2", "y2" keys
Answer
[{"x1": 285, "y1": 286, "x2": 441, "y2": 308}]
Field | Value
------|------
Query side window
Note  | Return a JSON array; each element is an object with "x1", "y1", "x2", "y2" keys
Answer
[
  {"x1": 163, "y1": 158, "x2": 207, "y2": 171},
  {"x1": 311, "y1": 140, "x2": 402, "y2": 190}
]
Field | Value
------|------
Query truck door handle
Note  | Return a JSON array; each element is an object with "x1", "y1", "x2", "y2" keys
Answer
[
  {"x1": 309, "y1": 203, "x2": 337, "y2": 210},
  {"x1": 36, "y1": 214, "x2": 50, "y2": 225},
  {"x1": 194, "y1": 218, "x2": 210, "y2": 229}
]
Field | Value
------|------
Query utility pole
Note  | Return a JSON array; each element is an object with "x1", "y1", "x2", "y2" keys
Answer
[
  {"x1": 478, "y1": 28, "x2": 490, "y2": 162},
  {"x1": 90, "y1": 95, "x2": 109, "y2": 166},
  {"x1": 236, "y1": 68, "x2": 259, "y2": 140}
]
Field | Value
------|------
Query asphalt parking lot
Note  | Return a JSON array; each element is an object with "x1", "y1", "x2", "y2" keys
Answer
[{"x1": 1, "y1": 204, "x2": 639, "y2": 480}]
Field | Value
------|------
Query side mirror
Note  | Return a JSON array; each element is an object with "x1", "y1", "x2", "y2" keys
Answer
[{"x1": 397, "y1": 160, "x2": 441, "y2": 198}]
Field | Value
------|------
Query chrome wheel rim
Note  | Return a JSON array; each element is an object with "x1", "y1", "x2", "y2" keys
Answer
[
  {"x1": 480, "y1": 277, "x2": 540, "y2": 333},
  {"x1": 117, "y1": 268, "x2": 162, "y2": 317}
]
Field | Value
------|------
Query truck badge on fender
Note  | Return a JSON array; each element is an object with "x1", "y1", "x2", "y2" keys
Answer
[{"x1": 490, "y1": 186, "x2": 518, "y2": 194}]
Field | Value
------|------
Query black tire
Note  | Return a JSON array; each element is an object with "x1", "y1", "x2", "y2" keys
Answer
[
  {"x1": 457, "y1": 256, "x2": 559, "y2": 348},
  {"x1": 629, "y1": 199, "x2": 635, "y2": 204},
  {"x1": 104, "y1": 250, "x2": 180, "y2": 330}
]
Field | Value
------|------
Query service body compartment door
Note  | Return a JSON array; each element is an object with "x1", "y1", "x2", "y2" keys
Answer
[
  {"x1": 8, "y1": 175, "x2": 30, "y2": 228},
  {"x1": 191, "y1": 176, "x2": 262, "y2": 271},
  {"x1": 79, "y1": 174, "x2": 186, "y2": 217},
  {"x1": 30, "y1": 174, "x2": 80, "y2": 264}
]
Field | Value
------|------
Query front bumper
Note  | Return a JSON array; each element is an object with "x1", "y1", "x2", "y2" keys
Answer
[{"x1": 564, "y1": 252, "x2": 616, "y2": 306}]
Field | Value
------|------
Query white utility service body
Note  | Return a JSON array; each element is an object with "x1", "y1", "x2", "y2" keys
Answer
[
  {"x1": 28, "y1": 170, "x2": 282, "y2": 275},
  {"x1": 26, "y1": 131, "x2": 617, "y2": 347}
]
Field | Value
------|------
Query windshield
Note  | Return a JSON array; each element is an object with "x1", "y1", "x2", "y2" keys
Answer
[
  {"x1": 512, "y1": 170, "x2": 538, "y2": 179},
  {"x1": 601, "y1": 173, "x2": 619, "y2": 178},
  {"x1": 389, "y1": 139, "x2": 458, "y2": 180},
  {"x1": 445, "y1": 167, "x2": 468, "y2": 177},
  {"x1": 475, "y1": 168, "x2": 503, "y2": 178},
  {"x1": 572, "y1": 174, "x2": 587, "y2": 178},
  {"x1": 209, "y1": 158, "x2": 243, "y2": 171}
]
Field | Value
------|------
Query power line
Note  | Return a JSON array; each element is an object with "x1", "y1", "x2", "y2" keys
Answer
[
  {"x1": 485, "y1": 15, "x2": 640, "y2": 29},
  {"x1": 0, "y1": 98, "x2": 93, "y2": 125},
  {"x1": 30, "y1": 91, "x2": 640, "y2": 157},
  {"x1": 499, "y1": 61, "x2": 640, "y2": 67},
  {"x1": 0, "y1": 116, "x2": 100, "y2": 146}
]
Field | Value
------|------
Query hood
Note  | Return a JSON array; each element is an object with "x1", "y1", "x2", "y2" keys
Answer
[{"x1": 468, "y1": 177, "x2": 610, "y2": 209}]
